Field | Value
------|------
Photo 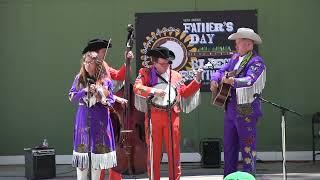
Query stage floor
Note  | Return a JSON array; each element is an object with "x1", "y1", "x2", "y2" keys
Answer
[{"x1": 1, "y1": 161, "x2": 320, "y2": 180}]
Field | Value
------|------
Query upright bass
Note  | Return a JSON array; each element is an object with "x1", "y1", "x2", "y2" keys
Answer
[{"x1": 110, "y1": 24, "x2": 148, "y2": 175}]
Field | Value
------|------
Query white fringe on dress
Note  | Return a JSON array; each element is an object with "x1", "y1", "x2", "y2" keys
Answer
[
  {"x1": 72, "y1": 150, "x2": 117, "y2": 169},
  {"x1": 91, "y1": 151, "x2": 117, "y2": 169},
  {"x1": 180, "y1": 89, "x2": 201, "y2": 113},
  {"x1": 236, "y1": 69, "x2": 266, "y2": 104},
  {"x1": 72, "y1": 151, "x2": 89, "y2": 169}
]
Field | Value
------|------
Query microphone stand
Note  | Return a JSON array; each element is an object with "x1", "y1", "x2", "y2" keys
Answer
[
  {"x1": 255, "y1": 94, "x2": 302, "y2": 180},
  {"x1": 86, "y1": 79, "x2": 93, "y2": 180},
  {"x1": 147, "y1": 94, "x2": 154, "y2": 180},
  {"x1": 167, "y1": 63, "x2": 175, "y2": 179}
]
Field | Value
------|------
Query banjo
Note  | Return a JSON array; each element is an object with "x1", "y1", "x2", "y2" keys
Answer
[
  {"x1": 151, "y1": 82, "x2": 178, "y2": 109},
  {"x1": 150, "y1": 69, "x2": 202, "y2": 109}
]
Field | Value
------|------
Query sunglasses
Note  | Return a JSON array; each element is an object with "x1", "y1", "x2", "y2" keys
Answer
[{"x1": 156, "y1": 62, "x2": 169, "y2": 66}]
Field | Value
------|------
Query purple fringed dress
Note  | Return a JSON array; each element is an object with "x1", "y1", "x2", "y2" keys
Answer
[{"x1": 68, "y1": 75, "x2": 117, "y2": 170}]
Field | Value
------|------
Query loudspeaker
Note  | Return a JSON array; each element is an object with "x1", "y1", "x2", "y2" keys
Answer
[
  {"x1": 24, "y1": 148, "x2": 56, "y2": 180},
  {"x1": 200, "y1": 138, "x2": 222, "y2": 168}
]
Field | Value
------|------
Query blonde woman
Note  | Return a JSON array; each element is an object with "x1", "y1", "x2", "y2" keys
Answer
[{"x1": 68, "y1": 51, "x2": 117, "y2": 180}]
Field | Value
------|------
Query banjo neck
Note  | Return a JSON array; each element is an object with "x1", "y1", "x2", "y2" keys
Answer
[
  {"x1": 187, "y1": 50, "x2": 235, "y2": 57},
  {"x1": 155, "y1": 69, "x2": 189, "y2": 89}
]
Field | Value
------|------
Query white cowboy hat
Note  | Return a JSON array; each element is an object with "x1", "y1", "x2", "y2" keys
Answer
[{"x1": 228, "y1": 27, "x2": 262, "y2": 44}]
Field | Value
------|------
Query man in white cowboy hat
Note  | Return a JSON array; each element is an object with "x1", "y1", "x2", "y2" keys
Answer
[{"x1": 210, "y1": 27, "x2": 266, "y2": 177}]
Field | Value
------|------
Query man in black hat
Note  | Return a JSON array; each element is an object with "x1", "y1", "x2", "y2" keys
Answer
[
  {"x1": 82, "y1": 39, "x2": 113, "y2": 55},
  {"x1": 133, "y1": 47, "x2": 202, "y2": 179},
  {"x1": 82, "y1": 38, "x2": 131, "y2": 180}
]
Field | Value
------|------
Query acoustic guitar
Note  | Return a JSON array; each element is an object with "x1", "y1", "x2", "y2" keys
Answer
[{"x1": 211, "y1": 70, "x2": 236, "y2": 107}]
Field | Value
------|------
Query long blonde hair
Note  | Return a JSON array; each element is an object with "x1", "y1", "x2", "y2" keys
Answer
[{"x1": 77, "y1": 51, "x2": 109, "y2": 89}]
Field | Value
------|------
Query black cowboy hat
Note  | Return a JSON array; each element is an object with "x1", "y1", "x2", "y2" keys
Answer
[
  {"x1": 82, "y1": 38, "x2": 112, "y2": 54},
  {"x1": 146, "y1": 46, "x2": 175, "y2": 61}
]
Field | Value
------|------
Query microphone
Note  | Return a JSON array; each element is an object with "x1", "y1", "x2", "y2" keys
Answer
[
  {"x1": 87, "y1": 77, "x2": 96, "y2": 84},
  {"x1": 253, "y1": 93, "x2": 267, "y2": 103},
  {"x1": 168, "y1": 60, "x2": 173, "y2": 65},
  {"x1": 253, "y1": 93, "x2": 260, "y2": 98}
]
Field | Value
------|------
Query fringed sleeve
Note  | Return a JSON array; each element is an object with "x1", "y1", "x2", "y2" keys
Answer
[
  {"x1": 134, "y1": 94, "x2": 148, "y2": 113},
  {"x1": 179, "y1": 79, "x2": 201, "y2": 113},
  {"x1": 236, "y1": 68, "x2": 266, "y2": 104},
  {"x1": 112, "y1": 80, "x2": 124, "y2": 93},
  {"x1": 133, "y1": 68, "x2": 152, "y2": 112},
  {"x1": 180, "y1": 89, "x2": 201, "y2": 113}
]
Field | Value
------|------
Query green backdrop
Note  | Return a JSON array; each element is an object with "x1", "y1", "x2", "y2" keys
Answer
[{"x1": 1, "y1": 0, "x2": 319, "y2": 156}]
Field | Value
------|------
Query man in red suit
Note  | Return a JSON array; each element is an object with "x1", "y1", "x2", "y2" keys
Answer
[
  {"x1": 133, "y1": 47, "x2": 202, "y2": 180},
  {"x1": 82, "y1": 38, "x2": 129, "y2": 180}
]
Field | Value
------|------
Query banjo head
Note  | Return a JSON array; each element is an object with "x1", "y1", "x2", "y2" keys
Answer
[{"x1": 151, "y1": 83, "x2": 177, "y2": 109}]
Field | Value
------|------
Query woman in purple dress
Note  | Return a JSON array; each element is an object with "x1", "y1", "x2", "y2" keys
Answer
[{"x1": 68, "y1": 51, "x2": 116, "y2": 180}]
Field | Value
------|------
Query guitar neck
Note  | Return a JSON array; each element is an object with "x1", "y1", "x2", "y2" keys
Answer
[{"x1": 225, "y1": 70, "x2": 237, "y2": 78}]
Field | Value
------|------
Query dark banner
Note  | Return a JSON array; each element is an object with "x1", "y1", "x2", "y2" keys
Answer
[{"x1": 135, "y1": 10, "x2": 257, "y2": 91}]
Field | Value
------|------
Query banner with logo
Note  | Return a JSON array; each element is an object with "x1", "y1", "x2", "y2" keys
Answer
[{"x1": 135, "y1": 10, "x2": 257, "y2": 91}]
